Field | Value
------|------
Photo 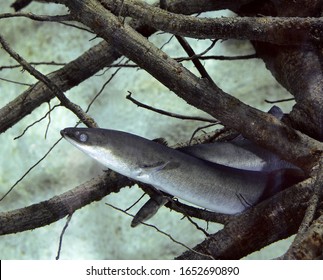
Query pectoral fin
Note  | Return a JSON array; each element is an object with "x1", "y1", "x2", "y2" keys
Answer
[
  {"x1": 131, "y1": 193, "x2": 169, "y2": 227},
  {"x1": 136, "y1": 161, "x2": 180, "y2": 178},
  {"x1": 139, "y1": 161, "x2": 180, "y2": 171}
]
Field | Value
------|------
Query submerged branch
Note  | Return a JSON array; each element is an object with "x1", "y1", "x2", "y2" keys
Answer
[
  {"x1": 0, "y1": 171, "x2": 132, "y2": 235},
  {"x1": 100, "y1": 0, "x2": 323, "y2": 45}
]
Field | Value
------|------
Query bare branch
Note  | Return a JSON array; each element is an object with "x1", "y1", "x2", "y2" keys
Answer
[
  {"x1": 0, "y1": 61, "x2": 66, "y2": 70},
  {"x1": 0, "y1": 171, "x2": 132, "y2": 235},
  {"x1": 0, "y1": 12, "x2": 72, "y2": 21},
  {"x1": 126, "y1": 92, "x2": 218, "y2": 123},
  {"x1": 265, "y1": 97, "x2": 295, "y2": 104},
  {"x1": 0, "y1": 76, "x2": 32, "y2": 86},
  {"x1": 13, "y1": 104, "x2": 59, "y2": 140},
  {"x1": 56, "y1": 214, "x2": 73, "y2": 260},
  {"x1": 176, "y1": 54, "x2": 258, "y2": 62},
  {"x1": 100, "y1": 0, "x2": 323, "y2": 45}
]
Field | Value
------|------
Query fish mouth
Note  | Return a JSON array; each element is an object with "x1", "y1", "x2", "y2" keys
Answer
[
  {"x1": 60, "y1": 129, "x2": 66, "y2": 138},
  {"x1": 60, "y1": 127, "x2": 78, "y2": 140},
  {"x1": 60, "y1": 128, "x2": 70, "y2": 139}
]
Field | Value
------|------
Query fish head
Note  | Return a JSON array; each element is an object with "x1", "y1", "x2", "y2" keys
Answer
[{"x1": 60, "y1": 127, "x2": 137, "y2": 174}]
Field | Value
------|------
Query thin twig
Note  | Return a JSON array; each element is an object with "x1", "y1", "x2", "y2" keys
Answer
[
  {"x1": 85, "y1": 61, "x2": 127, "y2": 113},
  {"x1": 174, "y1": 36, "x2": 214, "y2": 83},
  {"x1": 0, "y1": 12, "x2": 92, "y2": 33},
  {"x1": 189, "y1": 123, "x2": 220, "y2": 145},
  {"x1": 0, "y1": 137, "x2": 62, "y2": 202},
  {"x1": 0, "y1": 76, "x2": 32, "y2": 86},
  {"x1": 56, "y1": 214, "x2": 73, "y2": 260},
  {"x1": 176, "y1": 53, "x2": 257, "y2": 62},
  {"x1": 0, "y1": 61, "x2": 66, "y2": 71},
  {"x1": 125, "y1": 192, "x2": 146, "y2": 212},
  {"x1": 159, "y1": 0, "x2": 214, "y2": 82},
  {"x1": 103, "y1": 63, "x2": 138, "y2": 68},
  {"x1": 126, "y1": 91, "x2": 217, "y2": 123},
  {"x1": 0, "y1": 12, "x2": 71, "y2": 21},
  {"x1": 185, "y1": 215, "x2": 210, "y2": 237},
  {"x1": 13, "y1": 104, "x2": 60, "y2": 140},
  {"x1": 189, "y1": 39, "x2": 218, "y2": 60},
  {"x1": 45, "y1": 102, "x2": 52, "y2": 139},
  {"x1": 265, "y1": 97, "x2": 295, "y2": 104}
]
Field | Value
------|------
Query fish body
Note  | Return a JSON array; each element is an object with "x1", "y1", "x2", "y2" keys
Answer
[
  {"x1": 60, "y1": 128, "x2": 301, "y2": 214},
  {"x1": 179, "y1": 139, "x2": 299, "y2": 172},
  {"x1": 179, "y1": 105, "x2": 298, "y2": 172}
]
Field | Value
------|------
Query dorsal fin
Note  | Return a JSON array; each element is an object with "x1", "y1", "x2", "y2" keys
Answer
[{"x1": 153, "y1": 137, "x2": 168, "y2": 146}]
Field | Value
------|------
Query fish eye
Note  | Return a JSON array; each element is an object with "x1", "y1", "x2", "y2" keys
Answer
[
  {"x1": 79, "y1": 133, "x2": 88, "y2": 142},
  {"x1": 75, "y1": 131, "x2": 88, "y2": 142}
]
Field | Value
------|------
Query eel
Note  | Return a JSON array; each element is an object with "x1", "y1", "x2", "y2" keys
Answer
[
  {"x1": 179, "y1": 105, "x2": 298, "y2": 172},
  {"x1": 61, "y1": 127, "x2": 303, "y2": 215},
  {"x1": 179, "y1": 138, "x2": 299, "y2": 172}
]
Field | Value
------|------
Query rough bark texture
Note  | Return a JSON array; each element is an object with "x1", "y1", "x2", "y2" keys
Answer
[
  {"x1": 0, "y1": 171, "x2": 131, "y2": 235},
  {"x1": 100, "y1": 0, "x2": 323, "y2": 44},
  {"x1": 242, "y1": 0, "x2": 323, "y2": 141}
]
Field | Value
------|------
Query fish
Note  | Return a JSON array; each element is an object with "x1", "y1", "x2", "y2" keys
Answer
[
  {"x1": 130, "y1": 192, "x2": 169, "y2": 227},
  {"x1": 60, "y1": 128, "x2": 303, "y2": 214},
  {"x1": 178, "y1": 139, "x2": 299, "y2": 172},
  {"x1": 179, "y1": 105, "x2": 298, "y2": 172},
  {"x1": 130, "y1": 106, "x2": 301, "y2": 223}
]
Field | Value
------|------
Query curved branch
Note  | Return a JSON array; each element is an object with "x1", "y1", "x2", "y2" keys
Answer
[
  {"x1": 0, "y1": 171, "x2": 132, "y2": 235},
  {"x1": 100, "y1": 0, "x2": 323, "y2": 45}
]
